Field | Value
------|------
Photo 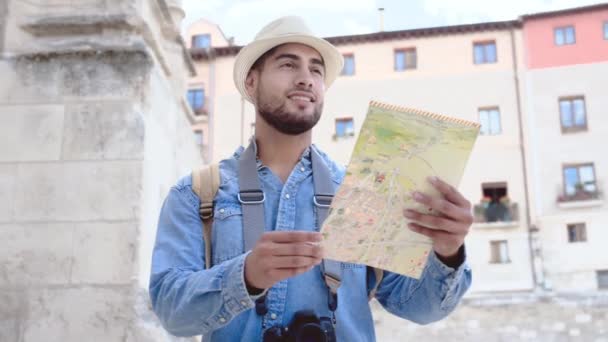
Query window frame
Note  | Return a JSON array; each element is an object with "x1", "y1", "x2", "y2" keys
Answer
[
  {"x1": 478, "y1": 106, "x2": 502, "y2": 135},
  {"x1": 490, "y1": 240, "x2": 511, "y2": 264},
  {"x1": 192, "y1": 34, "x2": 211, "y2": 49},
  {"x1": 567, "y1": 223, "x2": 587, "y2": 243},
  {"x1": 187, "y1": 88, "x2": 206, "y2": 113},
  {"x1": 562, "y1": 162, "x2": 597, "y2": 198},
  {"x1": 394, "y1": 47, "x2": 417, "y2": 71},
  {"x1": 193, "y1": 129, "x2": 204, "y2": 146},
  {"x1": 473, "y1": 40, "x2": 497, "y2": 65},
  {"x1": 341, "y1": 53, "x2": 355, "y2": 76},
  {"x1": 334, "y1": 117, "x2": 355, "y2": 138},
  {"x1": 554, "y1": 26, "x2": 576, "y2": 46},
  {"x1": 559, "y1": 96, "x2": 587, "y2": 133},
  {"x1": 598, "y1": 270, "x2": 608, "y2": 289}
]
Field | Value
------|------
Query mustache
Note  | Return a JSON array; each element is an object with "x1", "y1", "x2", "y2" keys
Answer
[{"x1": 286, "y1": 89, "x2": 317, "y2": 102}]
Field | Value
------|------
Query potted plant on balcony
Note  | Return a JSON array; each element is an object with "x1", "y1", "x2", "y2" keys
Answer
[
  {"x1": 480, "y1": 196, "x2": 492, "y2": 208},
  {"x1": 569, "y1": 183, "x2": 595, "y2": 201}
]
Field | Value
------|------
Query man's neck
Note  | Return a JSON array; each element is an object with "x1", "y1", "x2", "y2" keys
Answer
[{"x1": 254, "y1": 120, "x2": 311, "y2": 183}]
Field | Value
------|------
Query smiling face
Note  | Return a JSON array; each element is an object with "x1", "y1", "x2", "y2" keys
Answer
[{"x1": 245, "y1": 43, "x2": 326, "y2": 135}]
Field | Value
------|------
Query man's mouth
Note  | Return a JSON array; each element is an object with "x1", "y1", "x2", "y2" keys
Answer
[{"x1": 287, "y1": 92, "x2": 315, "y2": 103}]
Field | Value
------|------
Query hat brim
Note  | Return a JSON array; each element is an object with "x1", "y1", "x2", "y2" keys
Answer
[{"x1": 233, "y1": 34, "x2": 344, "y2": 103}]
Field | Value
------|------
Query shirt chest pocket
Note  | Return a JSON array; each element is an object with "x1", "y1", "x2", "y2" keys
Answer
[{"x1": 211, "y1": 204, "x2": 244, "y2": 265}]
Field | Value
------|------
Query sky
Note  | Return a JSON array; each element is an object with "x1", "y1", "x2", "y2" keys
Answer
[{"x1": 181, "y1": 0, "x2": 605, "y2": 45}]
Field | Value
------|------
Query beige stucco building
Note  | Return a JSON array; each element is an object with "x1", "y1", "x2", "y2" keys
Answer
[
  {"x1": 184, "y1": 4, "x2": 608, "y2": 295},
  {"x1": 520, "y1": 6, "x2": 608, "y2": 292}
]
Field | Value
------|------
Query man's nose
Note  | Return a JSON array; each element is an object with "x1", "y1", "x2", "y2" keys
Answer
[{"x1": 295, "y1": 68, "x2": 314, "y2": 88}]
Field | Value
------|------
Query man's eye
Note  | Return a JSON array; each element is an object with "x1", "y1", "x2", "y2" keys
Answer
[
  {"x1": 313, "y1": 69, "x2": 323, "y2": 75},
  {"x1": 282, "y1": 63, "x2": 294, "y2": 68}
]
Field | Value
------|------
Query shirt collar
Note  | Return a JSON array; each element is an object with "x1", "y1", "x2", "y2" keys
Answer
[{"x1": 234, "y1": 137, "x2": 314, "y2": 171}]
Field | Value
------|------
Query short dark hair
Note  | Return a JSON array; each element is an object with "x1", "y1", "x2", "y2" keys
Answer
[{"x1": 249, "y1": 45, "x2": 282, "y2": 73}]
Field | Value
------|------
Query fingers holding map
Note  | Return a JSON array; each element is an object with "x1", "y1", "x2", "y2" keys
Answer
[{"x1": 320, "y1": 101, "x2": 480, "y2": 278}]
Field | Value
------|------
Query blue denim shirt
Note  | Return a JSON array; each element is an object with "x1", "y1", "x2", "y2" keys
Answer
[{"x1": 149, "y1": 145, "x2": 472, "y2": 341}]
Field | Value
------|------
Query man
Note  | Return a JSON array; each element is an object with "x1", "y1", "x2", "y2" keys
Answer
[{"x1": 150, "y1": 16, "x2": 472, "y2": 341}]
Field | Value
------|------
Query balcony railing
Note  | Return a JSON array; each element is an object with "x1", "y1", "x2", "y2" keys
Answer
[
  {"x1": 473, "y1": 201, "x2": 519, "y2": 224},
  {"x1": 556, "y1": 185, "x2": 603, "y2": 209},
  {"x1": 557, "y1": 189, "x2": 602, "y2": 203}
]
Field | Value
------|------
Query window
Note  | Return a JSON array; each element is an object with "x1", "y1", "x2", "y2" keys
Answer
[
  {"x1": 478, "y1": 182, "x2": 514, "y2": 223},
  {"x1": 567, "y1": 223, "x2": 587, "y2": 243},
  {"x1": 193, "y1": 130, "x2": 203, "y2": 145},
  {"x1": 598, "y1": 270, "x2": 608, "y2": 289},
  {"x1": 335, "y1": 118, "x2": 355, "y2": 138},
  {"x1": 192, "y1": 34, "x2": 211, "y2": 49},
  {"x1": 473, "y1": 41, "x2": 497, "y2": 64},
  {"x1": 563, "y1": 163, "x2": 597, "y2": 198},
  {"x1": 490, "y1": 240, "x2": 510, "y2": 264},
  {"x1": 604, "y1": 22, "x2": 608, "y2": 40},
  {"x1": 554, "y1": 26, "x2": 575, "y2": 45},
  {"x1": 559, "y1": 96, "x2": 586, "y2": 133},
  {"x1": 478, "y1": 107, "x2": 502, "y2": 135},
  {"x1": 394, "y1": 48, "x2": 417, "y2": 71},
  {"x1": 341, "y1": 54, "x2": 355, "y2": 76},
  {"x1": 187, "y1": 89, "x2": 205, "y2": 114}
]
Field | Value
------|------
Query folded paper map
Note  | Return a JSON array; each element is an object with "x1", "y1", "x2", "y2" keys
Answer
[{"x1": 320, "y1": 101, "x2": 480, "y2": 279}]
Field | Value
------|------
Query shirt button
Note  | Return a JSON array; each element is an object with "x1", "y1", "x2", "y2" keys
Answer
[
  {"x1": 285, "y1": 194, "x2": 290, "y2": 199},
  {"x1": 219, "y1": 317, "x2": 226, "y2": 323},
  {"x1": 240, "y1": 300, "x2": 247, "y2": 306},
  {"x1": 300, "y1": 167, "x2": 305, "y2": 172},
  {"x1": 219, "y1": 208, "x2": 225, "y2": 213},
  {"x1": 270, "y1": 313, "x2": 277, "y2": 320}
]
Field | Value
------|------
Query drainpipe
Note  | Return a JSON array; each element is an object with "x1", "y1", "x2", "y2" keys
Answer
[
  {"x1": 208, "y1": 48, "x2": 216, "y2": 163},
  {"x1": 510, "y1": 27, "x2": 542, "y2": 290}
]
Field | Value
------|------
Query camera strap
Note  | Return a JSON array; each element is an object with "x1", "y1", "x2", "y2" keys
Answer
[{"x1": 238, "y1": 140, "x2": 342, "y2": 316}]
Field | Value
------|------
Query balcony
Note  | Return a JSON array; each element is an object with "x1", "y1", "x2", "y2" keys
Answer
[
  {"x1": 557, "y1": 186, "x2": 603, "y2": 209},
  {"x1": 473, "y1": 199, "x2": 519, "y2": 228},
  {"x1": 193, "y1": 97, "x2": 210, "y2": 116}
]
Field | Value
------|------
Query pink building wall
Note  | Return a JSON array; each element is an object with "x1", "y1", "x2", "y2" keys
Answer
[{"x1": 524, "y1": 8, "x2": 608, "y2": 69}]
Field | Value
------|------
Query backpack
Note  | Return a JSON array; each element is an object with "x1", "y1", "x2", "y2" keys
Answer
[{"x1": 191, "y1": 164, "x2": 384, "y2": 301}]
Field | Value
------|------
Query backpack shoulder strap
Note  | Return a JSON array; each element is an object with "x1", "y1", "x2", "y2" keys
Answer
[
  {"x1": 368, "y1": 267, "x2": 384, "y2": 301},
  {"x1": 191, "y1": 163, "x2": 221, "y2": 269}
]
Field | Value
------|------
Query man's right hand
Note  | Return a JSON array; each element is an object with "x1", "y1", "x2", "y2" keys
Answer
[{"x1": 244, "y1": 231, "x2": 324, "y2": 290}]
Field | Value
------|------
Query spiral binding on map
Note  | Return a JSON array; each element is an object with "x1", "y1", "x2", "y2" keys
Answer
[{"x1": 369, "y1": 100, "x2": 481, "y2": 128}]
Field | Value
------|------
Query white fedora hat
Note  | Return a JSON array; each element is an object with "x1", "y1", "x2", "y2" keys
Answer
[{"x1": 233, "y1": 16, "x2": 344, "y2": 103}]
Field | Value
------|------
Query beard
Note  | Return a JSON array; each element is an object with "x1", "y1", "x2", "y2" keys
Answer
[{"x1": 254, "y1": 86, "x2": 323, "y2": 136}]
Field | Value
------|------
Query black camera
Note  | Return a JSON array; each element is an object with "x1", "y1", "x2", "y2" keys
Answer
[{"x1": 262, "y1": 310, "x2": 336, "y2": 342}]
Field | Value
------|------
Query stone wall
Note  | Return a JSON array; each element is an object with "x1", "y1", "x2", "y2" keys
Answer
[
  {"x1": 0, "y1": 0, "x2": 201, "y2": 341},
  {"x1": 373, "y1": 293, "x2": 608, "y2": 341},
  {"x1": 0, "y1": 0, "x2": 6, "y2": 52}
]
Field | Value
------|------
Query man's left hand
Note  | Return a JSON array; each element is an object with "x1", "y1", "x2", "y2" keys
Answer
[{"x1": 403, "y1": 176, "x2": 473, "y2": 267}]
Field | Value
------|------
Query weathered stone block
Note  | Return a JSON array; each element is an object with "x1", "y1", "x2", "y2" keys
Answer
[
  {"x1": 0, "y1": 104, "x2": 64, "y2": 162},
  {"x1": 0, "y1": 223, "x2": 73, "y2": 286},
  {"x1": 71, "y1": 222, "x2": 137, "y2": 284},
  {"x1": 14, "y1": 161, "x2": 142, "y2": 221},
  {"x1": 0, "y1": 164, "x2": 16, "y2": 222},
  {"x1": 0, "y1": 290, "x2": 26, "y2": 342},
  {"x1": 23, "y1": 287, "x2": 133, "y2": 342},
  {"x1": 0, "y1": 58, "x2": 62, "y2": 104},
  {"x1": 62, "y1": 101, "x2": 144, "y2": 160},
  {"x1": 2, "y1": 52, "x2": 151, "y2": 104}
]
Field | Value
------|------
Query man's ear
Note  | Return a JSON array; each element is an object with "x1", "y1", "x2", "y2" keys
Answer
[{"x1": 245, "y1": 70, "x2": 258, "y2": 100}]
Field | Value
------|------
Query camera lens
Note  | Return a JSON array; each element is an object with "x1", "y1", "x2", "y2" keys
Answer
[
  {"x1": 262, "y1": 326, "x2": 283, "y2": 342},
  {"x1": 296, "y1": 323, "x2": 327, "y2": 342}
]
